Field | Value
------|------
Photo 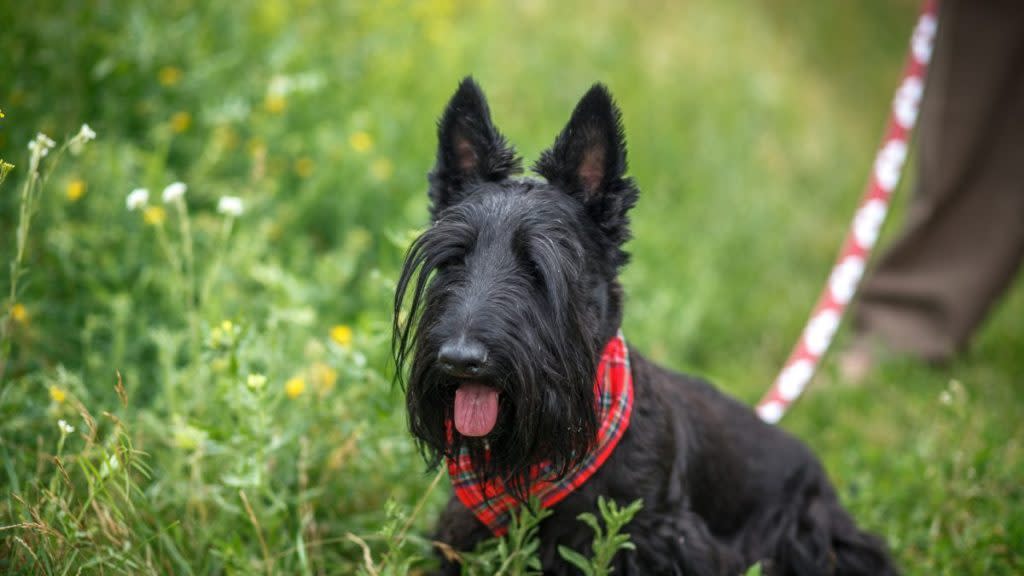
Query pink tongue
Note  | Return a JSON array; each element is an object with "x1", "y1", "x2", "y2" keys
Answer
[{"x1": 454, "y1": 384, "x2": 499, "y2": 437}]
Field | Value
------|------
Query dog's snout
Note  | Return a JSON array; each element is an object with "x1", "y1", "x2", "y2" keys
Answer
[{"x1": 437, "y1": 338, "x2": 488, "y2": 377}]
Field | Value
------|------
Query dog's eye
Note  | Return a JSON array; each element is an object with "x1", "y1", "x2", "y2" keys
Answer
[
  {"x1": 434, "y1": 245, "x2": 467, "y2": 270},
  {"x1": 439, "y1": 255, "x2": 464, "y2": 271},
  {"x1": 511, "y1": 230, "x2": 545, "y2": 284},
  {"x1": 520, "y1": 253, "x2": 544, "y2": 283}
]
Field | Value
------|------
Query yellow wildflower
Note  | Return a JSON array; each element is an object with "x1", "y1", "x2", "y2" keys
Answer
[
  {"x1": 330, "y1": 325, "x2": 353, "y2": 349},
  {"x1": 294, "y1": 157, "x2": 315, "y2": 178},
  {"x1": 170, "y1": 111, "x2": 192, "y2": 133},
  {"x1": 221, "y1": 320, "x2": 233, "y2": 333},
  {"x1": 214, "y1": 125, "x2": 238, "y2": 150},
  {"x1": 347, "y1": 227, "x2": 372, "y2": 250},
  {"x1": 172, "y1": 420, "x2": 206, "y2": 450},
  {"x1": 311, "y1": 362, "x2": 338, "y2": 394},
  {"x1": 426, "y1": 19, "x2": 453, "y2": 45},
  {"x1": 370, "y1": 157, "x2": 393, "y2": 182},
  {"x1": 49, "y1": 385, "x2": 66, "y2": 403},
  {"x1": 349, "y1": 131, "x2": 373, "y2": 153},
  {"x1": 66, "y1": 179, "x2": 86, "y2": 202},
  {"x1": 248, "y1": 138, "x2": 267, "y2": 157},
  {"x1": 284, "y1": 376, "x2": 306, "y2": 399},
  {"x1": 0, "y1": 109, "x2": 5, "y2": 119},
  {"x1": 264, "y1": 95, "x2": 286, "y2": 114},
  {"x1": 158, "y1": 66, "x2": 183, "y2": 87},
  {"x1": 143, "y1": 205, "x2": 166, "y2": 226},
  {"x1": 268, "y1": 223, "x2": 282, "y2": 241},
  {"x1": 10, "y1": 303, "x2": 27, "y2": 324}
]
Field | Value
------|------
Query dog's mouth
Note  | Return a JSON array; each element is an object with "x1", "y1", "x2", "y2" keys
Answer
[{"x1": 453, "y1": 383, "x2": 500, "y2": 437}]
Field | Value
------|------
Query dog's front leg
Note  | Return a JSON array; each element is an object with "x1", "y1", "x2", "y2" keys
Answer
[
  {"x1": 429, "y1": 495, "x2": 493, "y2": 575},
  {"x1": 675, "y1": 509, "x2": 746, "y2": 576},
  {"x1": 628, "y1": 509, "x2": 745, "y2": 576}
]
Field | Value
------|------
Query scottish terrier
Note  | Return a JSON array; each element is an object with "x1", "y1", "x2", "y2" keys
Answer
[{"x1": 393, "y1": 78, "x2": 898, "y2": 575}]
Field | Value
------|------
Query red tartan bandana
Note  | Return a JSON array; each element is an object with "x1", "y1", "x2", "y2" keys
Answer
[{"x1": 446, "y1": 331, "x2": 634, "y2": 536}]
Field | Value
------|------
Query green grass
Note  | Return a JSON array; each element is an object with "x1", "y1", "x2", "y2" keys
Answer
[{"x1": 1, "y1": 0, "x2": 1021, "y2": 573}]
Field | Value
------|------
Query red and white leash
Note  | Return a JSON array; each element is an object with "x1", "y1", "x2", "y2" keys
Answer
[{"x1": 756, "y1": 0, "x2": 940, "y2": 424}]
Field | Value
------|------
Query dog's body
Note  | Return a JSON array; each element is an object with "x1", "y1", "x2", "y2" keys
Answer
[{"x1": 394, "y1": 78, "x2": 897, "y2": 575}]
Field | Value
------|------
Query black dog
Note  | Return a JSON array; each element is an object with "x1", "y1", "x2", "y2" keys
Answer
[{"x1": 394, "y1": 78, "x2": 897, "y2": 575}]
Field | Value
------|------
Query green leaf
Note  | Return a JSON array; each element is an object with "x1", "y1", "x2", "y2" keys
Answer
[
  {"x1": 577, "y1": 512, "x2": 603, "y2": 536},
  {"x1": 558, "y1": 546, "x2": 595, "y2": 576}
]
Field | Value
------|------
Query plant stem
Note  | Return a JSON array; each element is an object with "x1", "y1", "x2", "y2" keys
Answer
[
  {"x1": 199, "y1": 215, "x2": 235, "y2": 310},
  {"x1": 0, "y1": 143, "x2": 54, "y2": 385}
]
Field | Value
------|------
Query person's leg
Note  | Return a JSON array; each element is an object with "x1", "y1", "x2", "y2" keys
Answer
[{"x1": 846, "y1": 0, "x2": 1024, "y2": 368}]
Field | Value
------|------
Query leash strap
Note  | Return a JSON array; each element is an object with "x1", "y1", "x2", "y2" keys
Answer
[{"x1": 757, "y1": 0, "x2": 940, "y2": 423}]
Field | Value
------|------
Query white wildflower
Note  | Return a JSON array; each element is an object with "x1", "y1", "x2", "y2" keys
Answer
[
  {"x1": 58, "y1": 419, "x2": 75, "y2": 435},
  {"x1": 267, "y1": 72, "x2": 325, "y2": 97},
  {"x1": 99, "y1": 453, "x2": 120, "y2": 478},
  {"x1": 78, "y1": 123, "x2": 97, "y2": 141},
  {"x1": 162, "y1": 181, "x2": 187, "y2": 203},
  {"x1": 246, "y1": 373, "x2": 267, "y2": 390},
  {"x1": 268, "y1": 75, "x2": 291, "y2": 97},
  {"x1": 27, "y1": 132, "x2": 56, "y2": 158},
  {"x1": 217, "y1": 195, "x2": 244, "y2": 217},
  {"x1": 69, "y1": 123, "x2": 97, "y2": 155},
  {"x1": 126, "y1": 188, "x2": 149, "y2": 210},
  {"x1": 939, "y1": 390, "x2": 953, "y2": 406}
]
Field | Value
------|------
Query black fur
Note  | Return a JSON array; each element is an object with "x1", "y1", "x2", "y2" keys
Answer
[{"x1": 394, "y1": 77, "x2": 898, "y2": 575}]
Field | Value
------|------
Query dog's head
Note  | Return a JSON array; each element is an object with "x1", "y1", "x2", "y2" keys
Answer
[{"x1": 393, "y1": 78, "x2": 638, "y2": 495}]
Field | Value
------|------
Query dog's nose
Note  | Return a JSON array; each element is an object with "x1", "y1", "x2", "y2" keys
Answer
[{"x1": 437, "y1": 338, "x2": 488, "y2": 377}]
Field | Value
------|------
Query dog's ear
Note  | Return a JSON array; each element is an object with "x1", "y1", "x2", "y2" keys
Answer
[
  {"x1": 534, "y1": 84, "x2": 637, "y2": 246},
  {"x1": 428, "y1": 77, "x2": 521, "y2": 218}
]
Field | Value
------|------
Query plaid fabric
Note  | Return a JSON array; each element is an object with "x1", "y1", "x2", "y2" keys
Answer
[{"x1": 446, "y1": 331, "x2": 634, "y2": 537}]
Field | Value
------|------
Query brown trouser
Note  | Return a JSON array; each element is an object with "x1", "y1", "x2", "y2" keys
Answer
[{"x1": 853, "y1": 0, "x2": 1024, "y2": 362}]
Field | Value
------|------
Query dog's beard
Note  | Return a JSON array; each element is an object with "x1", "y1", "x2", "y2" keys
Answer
[{"x1": 404, "y1": 328, "x2": 599, "y2": 500}]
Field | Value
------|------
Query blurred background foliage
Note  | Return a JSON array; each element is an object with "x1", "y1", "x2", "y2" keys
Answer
[{"x1": 0, "y1": 0, "x2": 1020, "y2": 574}]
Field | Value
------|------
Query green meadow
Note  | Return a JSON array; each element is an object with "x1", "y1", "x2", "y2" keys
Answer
[{"x1": 1, "y1": 0, "x2": 1020, "y2": 573}]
